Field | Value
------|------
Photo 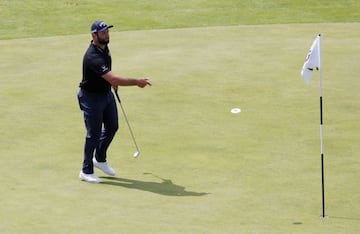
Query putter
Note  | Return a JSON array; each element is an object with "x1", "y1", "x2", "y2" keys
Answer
[{"x1": 114, "y1": 89, "x2": 140, "y2": 158}]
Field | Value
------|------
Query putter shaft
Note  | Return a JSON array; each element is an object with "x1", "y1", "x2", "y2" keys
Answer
[{"x1": 114, "y1": 90, "x2": 140, "y2": 153}]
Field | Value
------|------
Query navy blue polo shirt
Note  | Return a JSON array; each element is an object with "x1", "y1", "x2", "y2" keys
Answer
[{"x1": 80, "y1": 42, "x2": 112, "y2": 93}]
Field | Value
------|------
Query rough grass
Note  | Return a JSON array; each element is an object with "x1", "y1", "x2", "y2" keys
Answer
[{"x1": 0, "y1": 0, "x2": 359, "y2": 39}]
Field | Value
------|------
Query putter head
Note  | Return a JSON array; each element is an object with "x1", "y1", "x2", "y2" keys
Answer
[{"x1": 133, "y1": 151, "x2": 140, "y2": 158}]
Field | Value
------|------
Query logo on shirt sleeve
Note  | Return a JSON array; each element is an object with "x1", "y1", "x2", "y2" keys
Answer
[{"x1": 101, "y1": 65, "x2": 109, "y2": 73}]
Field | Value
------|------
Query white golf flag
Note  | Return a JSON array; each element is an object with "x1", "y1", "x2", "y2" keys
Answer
[{"x1": 301, "y1": 35, "x2": 321, "y2": 84}]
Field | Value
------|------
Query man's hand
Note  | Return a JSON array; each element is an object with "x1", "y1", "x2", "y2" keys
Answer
[{"x1": 136, "y1": 78, "x2": 152, "y2": 88}]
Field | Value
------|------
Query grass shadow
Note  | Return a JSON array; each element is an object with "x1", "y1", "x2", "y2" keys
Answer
[{"x1": 99, "y1": 174, "x2": 209, "y2": 197}]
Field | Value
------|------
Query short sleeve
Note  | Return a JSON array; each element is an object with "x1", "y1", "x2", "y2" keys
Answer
[{"x1": 89, "y1": 56, "x2": 111, "y2": 76}]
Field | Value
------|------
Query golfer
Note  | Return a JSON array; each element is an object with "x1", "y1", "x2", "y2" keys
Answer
[{"x1": 78, "y1": 21, "x2": 151, "y2": 183}]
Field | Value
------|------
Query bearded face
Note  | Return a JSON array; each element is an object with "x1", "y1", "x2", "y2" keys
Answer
[{"x1": 96, "y1": 29, "x2": 110, "y2": 45}]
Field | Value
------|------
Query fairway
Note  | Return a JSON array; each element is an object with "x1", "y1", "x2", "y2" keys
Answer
[{"x1": 1, "y1": 1, "x2": 360, "y2": 233}]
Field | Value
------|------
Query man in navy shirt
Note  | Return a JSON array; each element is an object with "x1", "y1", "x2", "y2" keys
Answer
[{"x1": 78, "y1": 21, "x2": 151, "y2": 183}]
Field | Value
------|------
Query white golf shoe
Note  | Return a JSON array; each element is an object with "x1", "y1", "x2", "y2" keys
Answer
[
  {"x1": 93, "y1": 158, "x2": 116, "y2": 176},
  {"x1": 79, "y1": 171, "x2": 102, "y2": 183}
]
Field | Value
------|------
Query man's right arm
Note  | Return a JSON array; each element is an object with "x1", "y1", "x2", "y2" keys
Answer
[{"x1": 102, "y1": 71, "x2": 151, "y2": 88}]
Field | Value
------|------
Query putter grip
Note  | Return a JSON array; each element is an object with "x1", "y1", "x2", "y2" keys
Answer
[{"x1": 114, "y1": 90, "x2": 121, "y2": 103}]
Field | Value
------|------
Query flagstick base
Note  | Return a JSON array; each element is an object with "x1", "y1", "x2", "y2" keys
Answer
[{"x1": 320, "y1": 215, "x2": 328, "y2": 219}]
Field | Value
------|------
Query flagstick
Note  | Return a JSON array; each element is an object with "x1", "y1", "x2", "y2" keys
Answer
[
  {"x1": 318, "y1": 34, "x2": 326, "y2": 218},
  {"x1": 320, "y1": 94, "x2": 325, "y2": 218},
  {"x1": 301, "y1": 34, "x2": 326, "y2": 218}
]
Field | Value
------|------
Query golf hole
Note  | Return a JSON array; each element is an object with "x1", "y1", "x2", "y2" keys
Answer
[{"x1": 230, "y1": 108, "x2": 241, "y2": 114}]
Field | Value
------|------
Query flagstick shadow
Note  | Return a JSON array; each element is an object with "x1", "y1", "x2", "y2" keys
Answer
[{"x1": 99, "y1": 175, "x2": 209, "y2": 197}]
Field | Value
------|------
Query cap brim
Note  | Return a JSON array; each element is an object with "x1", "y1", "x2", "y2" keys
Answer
[
  {"x1": 100, "y1": 25, "x2": 113, "y2": 32},
  {"x1": 94, "y1": 25, "x2": 114, "y2": 33}
]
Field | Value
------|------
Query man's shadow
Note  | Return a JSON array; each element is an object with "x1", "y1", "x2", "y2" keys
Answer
[{"x1": 100, "y1": 173, "x2": 208, "y2": 197}]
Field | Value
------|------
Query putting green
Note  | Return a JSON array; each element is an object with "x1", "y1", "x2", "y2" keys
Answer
[{"x1": 0, "y1": 22, "x2": 359, "y2": 233}]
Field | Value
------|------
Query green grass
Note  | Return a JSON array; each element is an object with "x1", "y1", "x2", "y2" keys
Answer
[{"x1": 0, "y1": 1, "x2": 360, "y2": 233}]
